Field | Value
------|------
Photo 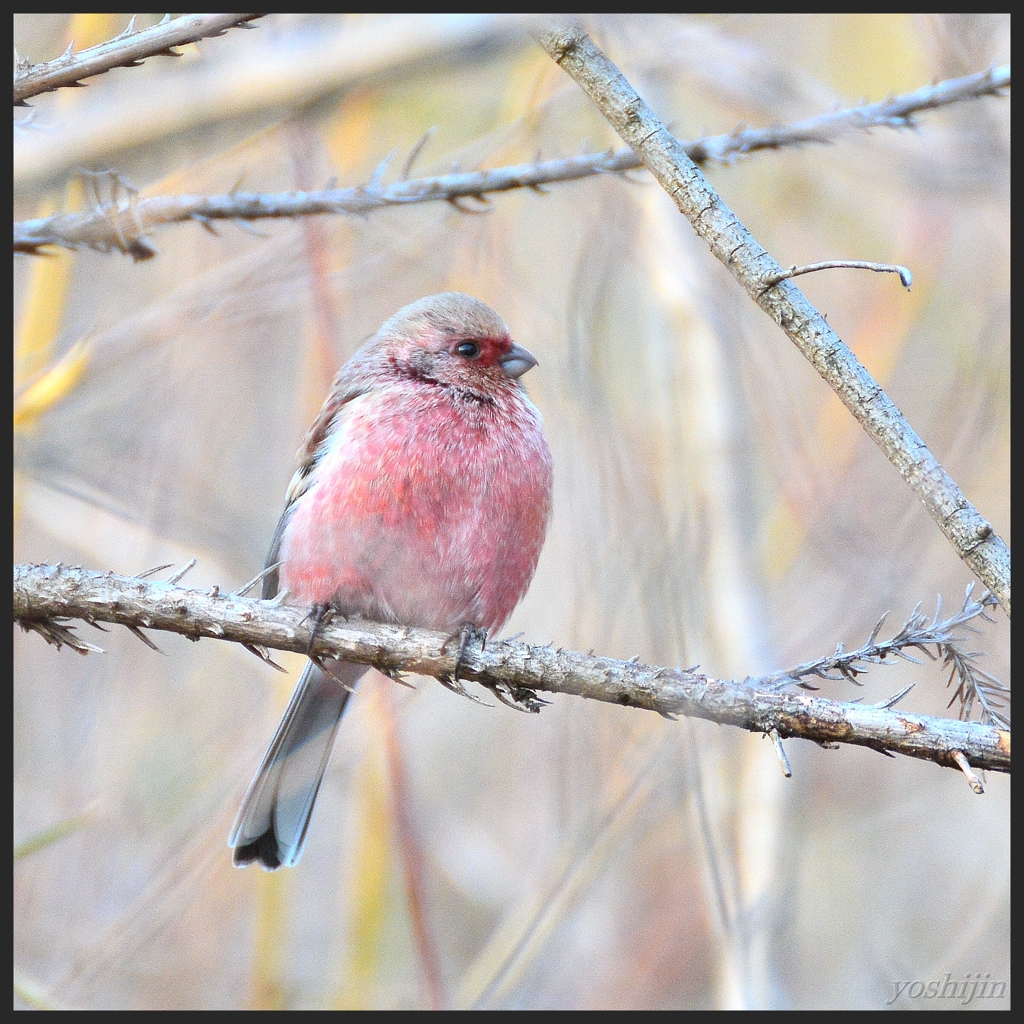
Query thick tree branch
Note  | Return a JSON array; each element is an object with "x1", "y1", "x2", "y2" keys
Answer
[
  {"x1": 13, "y1": 66, "x2": 1009, "y2": 259},
  {"x1": 14, "y1": 564, "x2": 1010, "y2": 778},
  {"x1": 13, "y1": 14, "x2": 264, "y2": 106},
  {"x1": 537, "y1": 24, "x2": 1011, "y2": 617}
]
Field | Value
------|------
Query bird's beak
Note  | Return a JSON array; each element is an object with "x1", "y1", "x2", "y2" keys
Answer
[{"x1": 499, "y1": 342, "x2": 538, "y2": 379}]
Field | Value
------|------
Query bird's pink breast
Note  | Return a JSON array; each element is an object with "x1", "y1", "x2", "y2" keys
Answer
[{"x1": 279, "y1": 381, "x2": 552, "y2": 633}]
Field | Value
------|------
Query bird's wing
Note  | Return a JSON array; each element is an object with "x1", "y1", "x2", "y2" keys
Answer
[{"x1": 261, "y1": 380, "x2": 371, "y2": 601}]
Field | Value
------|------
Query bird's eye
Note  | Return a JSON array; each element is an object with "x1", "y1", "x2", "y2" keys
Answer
[{"x1": 455, "y1": 340, "x2": 481, "y2": 359}]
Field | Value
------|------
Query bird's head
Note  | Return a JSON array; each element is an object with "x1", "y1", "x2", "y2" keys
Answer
[{"x1": 369, "y1": 292, "x2": 539, "y2": 398}]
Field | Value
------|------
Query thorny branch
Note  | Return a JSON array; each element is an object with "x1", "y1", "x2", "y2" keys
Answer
[
  {"x1": 537, "y1": 23, "x2": 1011, "y2": 617},
  {"x1": 684, "y1": 65, "x2": 1010, "y2": 161},
  {"x1": 13, "y1": 14, "x2": 264, "y2": 106},
  {"x1": 14, "y1": 564, "x2": 1010, "y2": 781},
  {"x1": 760, "y1": 586, "x2": 1008, "y2": 730},
  {"x1": 12, "y1": 67, "x2": 1010, "y2": 259}
]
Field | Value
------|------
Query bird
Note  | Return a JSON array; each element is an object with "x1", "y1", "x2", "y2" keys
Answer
[{"x1": 229, "y1": 292, "x2": 553, "y2": 869}]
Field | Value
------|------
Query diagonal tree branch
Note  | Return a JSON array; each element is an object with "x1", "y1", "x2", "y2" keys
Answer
[
  {"x1": 13, "y1": 66, "x2": 1009, "y2": 259},
  {"x1": 536, "y1": 23, "x2": 1011, "y2": 617},
  {"x1": 13, "y1": 13, "x2": 264, "y2": 106},
  {"x1": 13, "y1": 564, "x2": 1010, "y2": 778}
]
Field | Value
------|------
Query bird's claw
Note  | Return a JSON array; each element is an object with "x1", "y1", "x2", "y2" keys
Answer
[
  {"x1": 443, "y1": 623, "x2": 488, "y2": 683},
  {"x1": 484, "y1": 683, "x2": 549, "y2": 714},
  {"x1": 438, "y1": 672, "x2": 493, "y2": 706},
  {"x1": 304, "y1": 604, "x2": 337, "y2": 657}
]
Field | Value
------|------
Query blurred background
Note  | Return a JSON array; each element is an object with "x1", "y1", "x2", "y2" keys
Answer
[{"x1": 14, "y1": 13, "x2": 1009, "y2": 1010}]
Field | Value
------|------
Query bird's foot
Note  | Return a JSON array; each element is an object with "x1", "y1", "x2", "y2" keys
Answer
[
  {"x1": 439, "y1": 623, "x2": 492, "y2": 705},
  {"x1": 303, "y1": 603, "x2": 337, "y2": 658}
]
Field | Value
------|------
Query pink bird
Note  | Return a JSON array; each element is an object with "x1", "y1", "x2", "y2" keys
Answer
[{"x1": 230, "y1": 292, "x2": 553, "y2": 869}]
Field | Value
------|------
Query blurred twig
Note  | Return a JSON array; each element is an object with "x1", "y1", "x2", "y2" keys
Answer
[
  {"x1": 13, "y1": 806, "x2": 96, "y2": 862},
  {"x1": 13, "y1": 970, "x2": 54, "y2": 1012},
  {"x1": 13, "y1": 14, "x2": 538, "y2": 189},
  {"x1": 684, "y1": 64, "x2": 1009, "y2": 162},
  {"x1": 14, "y1": 564, "x2": 1011, "y2": 776},
  {"x1": 13, "y1": 66, "x2": 1010, "y2": 259},
  {"x1": 13, "y1": 14, "x2": 264, "y2": 106},
  {"x1": 536, "y1": 24, "x2": 1011, "y2": 617}
]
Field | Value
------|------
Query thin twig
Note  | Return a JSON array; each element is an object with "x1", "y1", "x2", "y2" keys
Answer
[
  {"x1": 763, "y1": 261, "x2": 912, "y2": 290},
  {"x1": 399, "y1": 126, "x2": 436, "y2": 180},
  {"x1": 165, "y1": 558, "x2": 197, "y2": 585},
  {"x1": 233, "y1": 562, "x2": 280, "y2": 598},
  {"x1": 950, "y1": 750, "x2": 985, "y2": 793},
  {"x1": 241, "y1": 642, "x2": 287, "y2": 673},
  {"x1": 768, "y1": 729, "x2": 792, "y2": 777},
  {"x1": 134, "y1": 562, "x2": 174, "y2": 580}
]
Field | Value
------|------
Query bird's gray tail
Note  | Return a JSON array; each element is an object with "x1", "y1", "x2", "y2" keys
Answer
[{"x1": 229, "y1": 659, "x2": 366, "y2": 869}]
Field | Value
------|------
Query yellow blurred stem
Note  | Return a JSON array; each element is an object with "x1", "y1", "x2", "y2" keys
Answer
[
  {"x1": 13, "y1": 340, "x2": 91, "y2": 431},
  {"x1": 333, "y1": 716, "x2": 391, "y2": 1009},
  {"x1": 324, "y1": 87, "x2": 377, "y2": 178},
  {"x1": 13, "y1": 969, "x2": 54, "y2": 1011},
  {"x1": 13, "y1": 807, "x2": 95, "y2": 862},
  {"x1": 14, "y1": 14, "x2": 122, "y2": 387},
  {"x1": 14, "y1": 193, "x2": 77, "y2": 387},
  {"x1": 68, "y1": 12, "x2": 124, "y2": 50},
  {"x1": 249, "y1": 868, "x2": 290, "y2": 1010}
]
